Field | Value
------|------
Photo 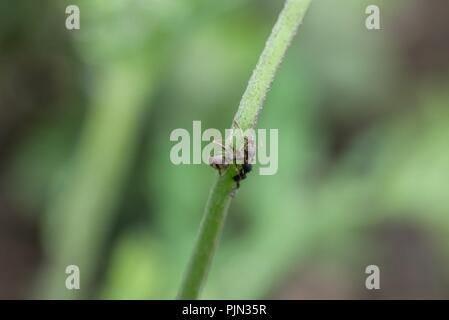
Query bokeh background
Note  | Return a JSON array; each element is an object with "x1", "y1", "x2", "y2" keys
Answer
[{"x1": 1, "y1": 0, "x2": 449, "y2": 299}]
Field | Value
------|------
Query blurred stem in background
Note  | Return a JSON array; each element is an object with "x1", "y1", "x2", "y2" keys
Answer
[
  {"x1": 37, "y1": 61, "x2": 154, "y2": 299},
  {"x1": 33, "y1": 0, "x2": 241, "y2": 299},
  {"x1": 178, "y1": 0, "x2": 312, "y2": 299}
]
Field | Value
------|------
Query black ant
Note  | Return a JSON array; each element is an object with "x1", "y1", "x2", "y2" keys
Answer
[{"x1": 232, "y1": 163, "x2": 252, "y2": 189}]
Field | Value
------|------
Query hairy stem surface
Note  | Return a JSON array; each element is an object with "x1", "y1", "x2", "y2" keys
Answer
[{"x1": 178, "y1": 0, "x2": 312, "y2": 299}]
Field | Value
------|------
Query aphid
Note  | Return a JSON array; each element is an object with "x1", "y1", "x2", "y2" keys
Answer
[
  {"x1": 208, "y1": 120, "x2": 255, "y2": 188},
  {"x1": 209, "y1": 141, "x2": 233, "y2": 176}
]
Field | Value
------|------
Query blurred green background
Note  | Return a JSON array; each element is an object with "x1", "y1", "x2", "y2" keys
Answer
[{"x1": 1, "y1": 0, "x2": 449, "y2": 299}]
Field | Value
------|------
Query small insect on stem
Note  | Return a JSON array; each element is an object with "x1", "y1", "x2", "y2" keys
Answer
[
  {"x1": 208, "y1": 140, "x2": 230, "y2": 176},
  {"x1": 208, "y1": 121, "x2": 255, "y2": 188},
  {"x1": 232, "y1": 163, "x2": 252, "y2": 189}
]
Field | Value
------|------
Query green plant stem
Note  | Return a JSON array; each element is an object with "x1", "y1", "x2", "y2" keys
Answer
[
  {"x1": 234, "y1": 0, "x2": 312, "y2": 131},
  {"x1": 178, "y1": 0, "x2": 312, "y2": 299},
  {"x1": 177, "y1": 169, "x2": 236, "y2": 299}
]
